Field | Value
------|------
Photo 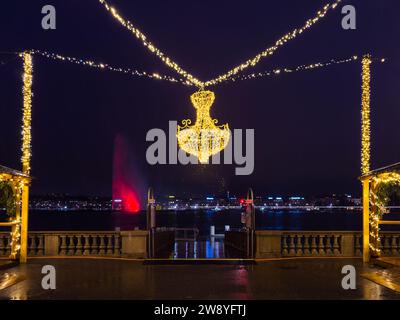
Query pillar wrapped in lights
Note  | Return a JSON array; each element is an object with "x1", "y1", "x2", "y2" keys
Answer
[
  {"x1": 177, "y1": 91, "x2": 230, "y2": 163},
  {"x1": 361, "y1": 55, "x2": 371, "y2": 175},
  {"x1": 20, "y1": 52, "x2": 33, "y2": 263},
  {"x1": 21, "y1": 52, "x2": 33, "y2": 175}
]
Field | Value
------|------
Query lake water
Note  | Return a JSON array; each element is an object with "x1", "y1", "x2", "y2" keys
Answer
[
  {"x1": 2, "y1": 209, "x2": 400, "y2": 235},
  {"x1": 21, "y1": 209, "x2": 367, "y2": 234}
]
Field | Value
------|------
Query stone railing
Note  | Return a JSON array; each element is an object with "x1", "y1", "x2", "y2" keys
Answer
[
  {"x1": 1, "y1": 230, "x2": 399, "y2": 260},
  {"x1": 379, "y1": 233, "x2": 400, "y2": 256},
  {"x1": 0, "y1": 230, "x2": 148, "y2": 259},
  {"x1": 255, "y1": 231, "x2": 400, "y2": 259}
]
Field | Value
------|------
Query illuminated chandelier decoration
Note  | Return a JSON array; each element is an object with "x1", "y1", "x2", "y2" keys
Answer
[
  {"x1": 96, "y1": 0, "x2": 342, "y2": 163},
  {"x1": 177, "y1": 91, "x2": 230, "y2": 163}
]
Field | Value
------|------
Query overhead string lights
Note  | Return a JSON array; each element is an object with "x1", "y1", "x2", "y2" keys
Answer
[
  {"x1": 203, "y1": 0, "x2": 343, "y2": 87},
  {"x1": 98, "y1": 0, "x2": 342, "y2": 88},
  {"x1": 29, "y1": 50, "x2": 186, "y2": 85},
  {"x1": 227, "y1": 56, "x2": 359, "y2": 83},
  {"x1": 29, "y1": 50, "x2": 382, "y2": 87},
  {"x1": 98, "y1": 0, "x2": 203, "y2": 88}
]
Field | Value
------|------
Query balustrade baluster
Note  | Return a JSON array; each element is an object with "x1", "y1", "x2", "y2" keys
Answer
[
  {"x1": 114, "y1": 234, "x2": 120, "y2": 256},
  {"x1": 325, "y1": 235, "x2": 333, "y2": 256},
  {"x1": 333, "y1": 235, "x2": 340, "y2": 255},
  {"x1": 59, "y1": 235, "x2": 67, "y2": 255},
  {"x1": 295, "y1": 235, "x2": 303, "y2": 256},
  {"x1": 317, "y1": 235, "x2": 326, "y2": 256},
  {"x1": 75, "y1": 235, "x2": 83, "y2": 255},
  {"x1": 91, "y1": 235, "x2": 99, "y2": 254},
  {"x1": 99, "y1": 235, "x2": 106, "y2": 255},
  {"x1": 83, "y1": 235, "x2": 90, "y2": 255},
  {"x1": 106, "y1": 235, "x2": 113, "y2": 255},
  {"x1": 303, "y1": 235, "x2": 311, "y2": 255},
  {"x1": 288, "y1": 235, "x2": 295, "y2": 256},
  {"x1": 29, "y1": 235, "x2": 37, "y2": 256},
  {"x1": 37, "y1": 235, "x2": 44, "y2": 256},
  {"x1": 282, "y1": 235, "x2": 288, "y2": 256},
  {"x1": 311, "y1": 235, "x2": 318, "y2": 256},
  {"x1": 66, "y1": 235, "x2": 75, "y2": 256}
]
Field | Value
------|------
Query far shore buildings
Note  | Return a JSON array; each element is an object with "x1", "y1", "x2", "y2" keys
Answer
[{"x1": 15, "y1": 193, "x2": 362, "y2": 212}]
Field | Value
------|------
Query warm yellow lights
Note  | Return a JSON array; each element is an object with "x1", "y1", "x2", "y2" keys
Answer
[
  {"x1": 360, "y1": 55, "x2": 375, "y2": 258},
  {"x1": 361, "y1": 55, "x2": 371, "y2": 175},
  {"x1": 177, "y1": 91, "x2": 230, "y2": 163},
  {"x1": 30, "y1": 50, "x2": 184, "y2": 85},
  {"x1": 21, "y1": 52, "x2": 33, "y2": 175},
  {"x1": 98, "y1": 0, "x2": 342, "y2": 88},
  {"x1": 204, "y1": 0, "x2": 342, "y2": 87},
  {"x1": 9, "y1": 220, "x2": 21, "y2": 259},
  {"x1": 230, "y1": 55, "x2": 359, "y2": 83},
  {"x1": 98, "y1": 0, "x2": 203, "y2": 87},
  {"x1": 0, "y1": 174, "x2": 28, "y2": 260},
  {"x1": 368, "y1": 173, "x2": 400, "y2": 256}
]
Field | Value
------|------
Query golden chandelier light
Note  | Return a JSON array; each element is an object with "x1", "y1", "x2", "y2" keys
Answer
[{"x1": 177, "y1": 91, "x2": 230, "y2": 163}]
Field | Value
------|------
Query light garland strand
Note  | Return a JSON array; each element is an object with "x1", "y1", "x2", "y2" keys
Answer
[
  {"x1": 10, "y1": 220, "x2": 21, "y2": 259},
  {"x1": 29, "y1": 50, "x2": 187, "y2": 85},
  {"x1": 29, "y1": 50, "x2": 384, "y2": 88},
  {"x1": 368, "y1": 173, "x2": 400, "y2": 255},
  {"x1": 98, "y1": 0, "x2": 203, "y2": 87},
  {"x1": 361, "y1": 55, "x2": 372, "y2": 175},
  {"x1": 227, "y1": 55, "x2": 359, "y2": 83},
  {"x1": 98, "y1": 0, "x2": 342, "y2": 88},
  {"x1": 21, "y1": 52, "x2": 33, "y2": 175},
  {"x1": 204, "y1": 0, "x2": 343, "y2": 87}
]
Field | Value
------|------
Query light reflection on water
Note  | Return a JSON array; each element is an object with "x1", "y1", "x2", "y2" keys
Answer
[{"x1": 173, "y1": 237, "x2": 225, "y2": 259}]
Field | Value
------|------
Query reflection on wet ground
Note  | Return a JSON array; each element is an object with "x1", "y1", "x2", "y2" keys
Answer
[
  {"x1": 0, "y1": 258, "x2": 400, "y2": 299},
  {"x1": 173, "y1": 238, "x2": 225, "y2": 259}
]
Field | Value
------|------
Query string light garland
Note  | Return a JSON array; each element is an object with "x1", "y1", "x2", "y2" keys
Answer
[
  {"x1": 9, "y1": 220, "x2": 21, "y2": 259},
  {"x1": 0, "y1": 174, "x2": 28, "y2": 260},
  {"x1": 227, "y1": 55, "x2": 359, "y2": 83},
  {"x1": 368, "y1": 173, "x2": 400, "y2": 256},
  {"x1": 20, "y1": 52, "x2": 33, "y2": 175},
  {"x1": 28, "y1": 50, "x2": 384, "y2": 87},
  {"x1": 29, "y1": 50, "x2": 187, "y2": 85},
  {"x1": 98, "y1": 0, "x2": 342, "y2": 88},
  {"x1": 204, "y1": 0, "x2": 343, "y2": 86},
  {"x1": 98, "y1": 0, "x2": 203, "y2": 87},
  {"x1": 361, "y1": 55, "x2": 372, "y2": 175},
  {"x1": 177, "y1": 91, "x2": 230, "y2": 163}
]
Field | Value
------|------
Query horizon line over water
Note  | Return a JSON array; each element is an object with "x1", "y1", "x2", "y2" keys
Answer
[{"x1": 2, "y1": 208, "x2": 400, "y2": 235}]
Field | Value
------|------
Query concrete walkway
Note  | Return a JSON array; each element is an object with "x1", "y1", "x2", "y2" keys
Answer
[{"x1": 0, "y1": 258, "x2": 399, "y2": 299}]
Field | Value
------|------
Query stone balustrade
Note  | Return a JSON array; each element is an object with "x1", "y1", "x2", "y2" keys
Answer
[
  {"x1": 1, "y1": 230, "x2": 399, "y2": 259},
  {"x1": 0, "y1": 230, "x2": 147, "y2": 258},
  {"x1": 255, "y1": 231, "x2": 399, "y2": 258}
]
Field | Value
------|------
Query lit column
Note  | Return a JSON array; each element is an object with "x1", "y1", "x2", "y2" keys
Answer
[
  {"x1": 20, "y1": 184, "x2": 29, "y2": 263},
  {"x1": 361, "y1": 55, "x2": 371, "y2": 175},
  {"x1": 20, "y1": 52, "x2": 33, "y2": 263},
  {"x1": 362, "y1": 179, "x2": 370, "y2": 263}
]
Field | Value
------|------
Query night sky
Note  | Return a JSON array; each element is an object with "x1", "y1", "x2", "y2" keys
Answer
[{"x1": 1, "y1": 0, "x2": 399, "y2": 200}]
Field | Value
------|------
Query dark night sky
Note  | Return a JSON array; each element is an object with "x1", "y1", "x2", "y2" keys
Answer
[{"x1": 1, "y1": 0, "x2": 399, "y2": 199}]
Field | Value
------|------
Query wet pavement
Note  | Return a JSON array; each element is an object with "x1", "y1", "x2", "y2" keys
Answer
[{"x1": 0, "y1": 258, "x2": 400, "y2": 299}]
